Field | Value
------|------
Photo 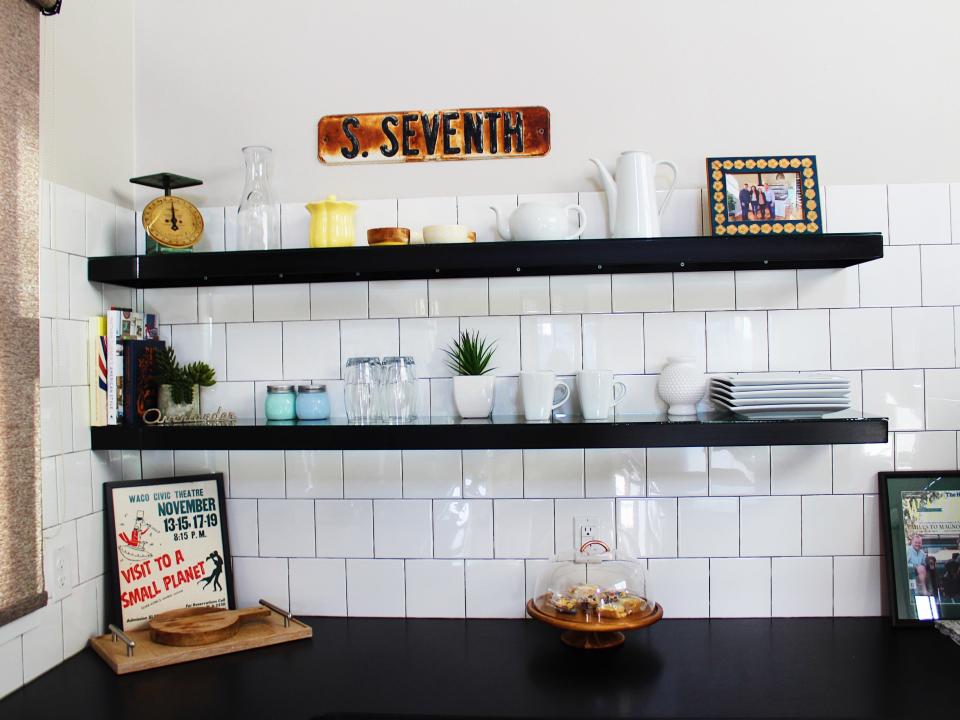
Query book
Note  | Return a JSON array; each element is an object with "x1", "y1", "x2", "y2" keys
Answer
[
  {"x1": 88, "y1": 316, "x2": 107, "y2": 426},
  {"x1": 122, "y1": 339, "x2": 166, "y2": 424},
  {"x1": 106, "y1": 310, "x2": 159, "y2": 424}
]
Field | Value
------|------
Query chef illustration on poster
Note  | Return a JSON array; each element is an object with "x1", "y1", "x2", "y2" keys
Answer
[{"x1": 110, "y1": 476, "x2": 230, "y2": 630}]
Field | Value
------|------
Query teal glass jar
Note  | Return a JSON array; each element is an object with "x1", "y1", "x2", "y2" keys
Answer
[
  {"x1": 264, "y1": 384, "x2": 297, "y2": 421},
  {"x1": 296, "y1": 384, "x2": 330, "y2": 420}
]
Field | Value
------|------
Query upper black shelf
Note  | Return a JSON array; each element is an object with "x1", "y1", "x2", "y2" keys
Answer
[
  {"x1": 90, "y1": 412, "x2": 888, "y2": 451},
  {"x1": 88, "y1": 233, "x2": 883, "y2": 288}
]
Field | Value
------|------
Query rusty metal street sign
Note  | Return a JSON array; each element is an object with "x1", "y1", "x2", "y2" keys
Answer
[{"x1": 317, "y1": 106, "x2": 550, "y2": 164}]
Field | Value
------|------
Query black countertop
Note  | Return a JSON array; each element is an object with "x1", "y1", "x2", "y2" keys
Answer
[{"x1": 2, "y1": 617, "x2": 957, "y2": 719}]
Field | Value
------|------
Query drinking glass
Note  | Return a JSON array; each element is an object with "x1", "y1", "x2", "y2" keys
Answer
[
  {"x1": 380, "y1": 356, "x2": 417, "y2": 422},
  {"x1": 344, "y1": 357, "x2": 382, "y2": 423}
]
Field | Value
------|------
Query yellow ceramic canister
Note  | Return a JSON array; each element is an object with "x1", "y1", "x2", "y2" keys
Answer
[{"x1": 306, "y1": 195, "x2": 357, "y2": 248}]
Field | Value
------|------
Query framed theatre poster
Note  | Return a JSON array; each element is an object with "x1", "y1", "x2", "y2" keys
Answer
[
  {"x1": 879, "y1": 471, "x2": 960, "y2": 627},
  {"x1": 706, "y1": 155, "x2": 821, "y2": 236},
  {"x1": 104, "y1": 473, "x2": 234, "y2": 630}
]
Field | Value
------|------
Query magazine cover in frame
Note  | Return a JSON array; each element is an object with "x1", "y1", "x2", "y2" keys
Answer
[
  {"x1": 879, "y1": 471, "x2": 960, "y2": 626},
  {"x1": 104, "y1": 473, "x2": 234, "y2": 630}
]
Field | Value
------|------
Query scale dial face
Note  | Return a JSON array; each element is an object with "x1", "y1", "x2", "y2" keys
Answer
[{"x1": 142, "y1": 195, "x2": 204, "y2": 249}]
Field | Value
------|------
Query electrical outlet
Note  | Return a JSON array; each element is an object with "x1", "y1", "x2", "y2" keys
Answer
[
  {"x1": 43, "y1": 529, "x2": 75, "y2": 602},
  {"x1": 574, "y1": 516, "x2": 609, "y2": 557}
]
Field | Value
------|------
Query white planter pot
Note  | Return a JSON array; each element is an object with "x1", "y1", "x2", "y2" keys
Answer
[
  {"x1": 656, "y1": 357, "x2": 705, "y2": 416},
  {"x1": 452, "y1": 375, "x2": 496, "y2": 419},
  {"x1": 158, "y1": 384, "x2": 201, "y2": 419}
]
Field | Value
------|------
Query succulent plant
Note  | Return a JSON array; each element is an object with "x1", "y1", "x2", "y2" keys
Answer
[
  {"x1": 442, "y1": 330, "x2": 496, "y2": 376},
  {"x1": 157, "y1": 346, "x2": 216, "y2": 404}
]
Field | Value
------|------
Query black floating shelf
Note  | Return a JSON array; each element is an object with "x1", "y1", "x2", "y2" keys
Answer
[
  {"x1": 90, "y1": 413, "x2": 888, "y2": 451},
  {"x1": 88, "y1": 233, "x2": 883, "y2": 288}
]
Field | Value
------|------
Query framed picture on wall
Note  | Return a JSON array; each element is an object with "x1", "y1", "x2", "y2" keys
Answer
[
  {"x1": 706, "y1": 155, "x2": 821, "y2": 236},
  {"x1": 103, "y1": 473, "x2": 234, "y2": 630},
  {"x1": 879, "y1": 471, "x2": 960, "y2": 627}
]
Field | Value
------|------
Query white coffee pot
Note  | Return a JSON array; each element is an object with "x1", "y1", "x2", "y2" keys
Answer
[
  {"x1": 590, "y1": 151, "x2": 679, "y2": 238},
  {"x1": 490, "y1": 202, "x2": 587, "y2": 241}
]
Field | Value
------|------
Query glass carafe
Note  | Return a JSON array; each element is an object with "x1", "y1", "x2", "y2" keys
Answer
[{"x1": 237, "y1": 145, "x2": 280, "y2": 251}]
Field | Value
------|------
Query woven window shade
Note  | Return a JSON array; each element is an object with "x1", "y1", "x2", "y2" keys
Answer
[{"x1": 0, "y1": 0, "x2": 45, "y2": 626}]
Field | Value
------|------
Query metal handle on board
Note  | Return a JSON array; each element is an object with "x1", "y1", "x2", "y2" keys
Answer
[
  {"x1": 259, "y1": 598, "x2": 291, "y2": 628},
  {"x1": 108, "y1": 624, "x2": 136, "y2": 657}
]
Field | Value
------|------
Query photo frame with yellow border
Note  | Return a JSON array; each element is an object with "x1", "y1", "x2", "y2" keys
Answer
[{"x1": 706, "y1": 155, "x2": 821, "y2": 236}]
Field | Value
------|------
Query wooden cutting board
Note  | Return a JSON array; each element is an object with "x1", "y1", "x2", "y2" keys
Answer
[{"x1": 149, "y1": 607, "x2": 271, "y2": 646}]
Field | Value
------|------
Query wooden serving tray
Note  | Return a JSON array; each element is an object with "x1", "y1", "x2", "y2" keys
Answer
[
  {"x1": 527, "y1": 595, "x2": 663, "y2": 649},
  {"x1": 89, "y1": 604, "x2": 312, "y2": 674}
]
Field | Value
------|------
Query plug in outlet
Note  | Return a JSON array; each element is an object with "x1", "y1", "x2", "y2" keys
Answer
[
  {"x1": 43, "y1": 529, "x2": 75, "y2": 603},
  {"x1": 574, "y1": 516, "x2": 609, "y2": 558}
]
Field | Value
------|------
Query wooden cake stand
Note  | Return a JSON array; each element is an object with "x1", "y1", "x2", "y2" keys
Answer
[{"x1": 526, "y1": 595, "x2": 663, "y2": 649}]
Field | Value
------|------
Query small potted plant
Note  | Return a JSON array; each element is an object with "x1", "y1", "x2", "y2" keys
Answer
[
  {"x1": 156, "y1": 347, "x2": 216, "y2": 418},
  {"x1": 443, "y1": 330, "x2": 497, "y2": 418}
]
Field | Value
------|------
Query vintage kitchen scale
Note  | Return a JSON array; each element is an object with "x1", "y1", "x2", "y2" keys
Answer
[
  {"x1": 89, "y1": 599, "x2": 312, "y2": 674},
  {"x1": 131, "y1": 172, "x2": 205, "y2": 255}
]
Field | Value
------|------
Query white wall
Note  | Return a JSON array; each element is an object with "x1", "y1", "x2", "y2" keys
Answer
[
  {"x1": 40, "y1": 0, "x2": 135, "y2": 207},
  {"x1": 134, "y1": 0, "x2": 960, "y2": 208}
]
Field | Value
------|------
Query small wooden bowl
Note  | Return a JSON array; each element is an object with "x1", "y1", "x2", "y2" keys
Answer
[
  {"x1": 368, "y1": 227, "x2": 411, "y2": 246},
  {"x1": 526, "y1": 596, "x2": 663, "y2": 649}
]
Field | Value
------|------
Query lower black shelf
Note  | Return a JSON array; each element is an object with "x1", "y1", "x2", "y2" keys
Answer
[{"x1": 90, "y1": 412, "x2": 888, "y2": 451}]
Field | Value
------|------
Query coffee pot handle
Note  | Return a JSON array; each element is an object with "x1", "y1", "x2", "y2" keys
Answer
[
  {"x1": 656, "y1": 161, "x2": 679, "y2": 216},
  {"x1": 563, "y1": 205, "x2": 588, "y2": 240}
]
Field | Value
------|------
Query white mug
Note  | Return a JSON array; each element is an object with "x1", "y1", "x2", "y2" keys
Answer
[
  {"x1": 577, "y1": 370, "x2": 627, "y2": 420},
  {"x1": 520, "y1": 371, "x2": 570, "y2": 421}
]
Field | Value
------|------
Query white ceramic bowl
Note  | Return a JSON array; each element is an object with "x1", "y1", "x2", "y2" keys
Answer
[{"x1": 422, "y1": 224, "x2": 476, "y2": 244}]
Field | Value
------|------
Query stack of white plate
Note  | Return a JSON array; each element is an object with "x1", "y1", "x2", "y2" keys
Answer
[{"x1": 710, "y1": 374, "x2": 851, "y2": 419}]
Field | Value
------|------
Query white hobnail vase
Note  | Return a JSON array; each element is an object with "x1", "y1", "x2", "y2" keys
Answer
[
  {"x1": 656, "y1": 357, "x2": 706, "y2": 416},
  {"x1": 452, "y1": 375, "x2": 496, "y2": 418}
]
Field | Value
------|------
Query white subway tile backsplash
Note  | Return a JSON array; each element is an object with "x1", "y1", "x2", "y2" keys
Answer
[
  {"x1": 402, "y1": 450, "x2": 461, "y2": 498},
  {"x1": 141, "y1": 449, "x2": 174, "y2": 479},
  {"x1": 171, "y1": 323, "x2": 227, "y2": 381},
  {"x1": 802, "y1": 495, "x2": 863, "y2": 555},
  {"x1": 833, "y1": 556, "x2": 883, "y2": 616},
  {"x1": 428, "y1": 278, "x2": 488, "y2": 317},
  {"x1": 709, "y1": 446, "x2": 770, "y2": 495},
  {"x1": 346, "y1": 559, "x2": 405, "y2": 617},
  {"x1": 374, "y1": 500, "x2": 433, "y2": 558},
  {"x1": 772, "y1": 557, "x2": 833, "y2": 617},
  {"x1": 647, "y1": 447, "x2": 708, "y2": 497},
  {"x1": 797, "y1": 267, "x2": 860, "y2": 309},
  {"x1": 674, "y1": 272, "x2": 735, "y2": 311},
  {"x1": 370, "y1": 280, "x2": 428, "y2": 319},
  {"x1": 887, "y1": 183, "x2": 951, "y2": 245},
  {"x1": 316, "y1": 500, "x2": 373, "y2": 557},
  {"x1": 398, "y1": 196, "x2": 457, "y2": 235},
  {"x1": 920, "y1": 244, "x2": 960, "y2": 306},
  {"x1": 862, "y1": 370, "x2": 924, "y2": 431},
  {"x1": 143, "y1": 287, "x2": 198, "y2": 324},
  {"x1": 340, "y1": 318, "x2": 400, "y2": 362},
  {"x1": 279, "y1": 203, "x2": 310, "y2": 249},
  {"x1": 226, "y1": 322, "x2": 282, "y2": 380},
  {"x1": 860, "y1": 245, "x2": 921, "y2": 307},
  {"x1": 735, "y1": 270, "x2": 797, "y2": 310},
  {"x1": 458, "y1": 194, "x2": 517, "y2": 243},
  {"x1": 585, "y1": 448, "x2": 645, "y2": 497},
  {"x1": 706, "y1": 311, "x2": 768, "y2": 373},
  {"x1": 710, "y1": 558, "x2": 771, "y2": 618},
  {"x1": 863, "y1": 494, "x2": 882, "y2": 556},
  {"x1": 581, "y1": 314, "x2": 644, "y2": 374},
  {"x1": 310, "y1": 282, "x2": 368, "y2": 320},
  {"x1": 229, "y1": 450, "x2": 285, "y2": 498},
  {"x1": 894, "y1": 431, "x2": 957, "y2": 471},
  {"x1": 258, "y1": 499, "x2": 316, "y2": 557},
  {"x1": 75, "y1": 511, "x2": 103, "y2": 582},
  {"x1": 253, "y1": 284, "x2": 310, "y2": 321},
  {"x1": 354, "y1": 198, "x2": 399, "y2": 246},
  {"x1": 824, "y1": 184, "x2": 888, "y2": 241},
  {"x1": 830, "y1": 308, "x2": 892, "y2": 370},
  {"x1": 21, "y1": 603, "x2": 63, "y2": 683},
  {"x1": 740, "y1": 496, "x2": 801, "y2": 556},
  {"x1": 226, "y1": 499, "x2": 259, "y2": 556},
  {"x1": 233, "y1": 557, "x2": 289, "y2": 611},
  {"x1": 84, "y1": 195, "x2": 117, "y2": 257},
  {"x1": 52, "y1": 184, "x2": 85, "y2": 255},
  {"x1": 925, "y1": 369, "x2": 960, "y2": 430},
  {"x1": 463, "y1": 450, "x2": 523, "y2": 498},
  {"x1": 892, "y1": 306, "x2": 955, "y2": 368},
  {"x1": 488, "y1": 277, "x2": 550, "y2": 315},
  {"x1": 60, "y1": 451, "x2": 92, "y2": 521},
  {"x1": 647, "y1": 558, "x2": 709, "y2": 618},
  {"x1": 69, "y1": 255, "x2": 101, "y2": 320},
  {"x1": 494, "y1": 500, "x2": 554, "y2": 558},
  {"x1": 555, "y1": 498, "x2": 615, "y2": 554},
  {"x1": 550, "y1": 275, "x2": 612, "y2": 314},
  {"x1": 198, "y1": 286, "x2": 253, "y2": 323},
  {"x1": 768, "y1": 310, "x2": 831, "y2": 371},
  {"x1": 678, "y1": 497, "x2": 738, "y2": 557},
  {"x1": 405, "y1": 560, "x2": 465, "y2": 618},
  {"x1": 198, "y1": 207, "x2": 226, "y2": 252},
  {"x1": 612, "y1": 273, "x2": 673, "y2": 312},
  {"x1": 618, "y1": 498, "x2": 678, "y2": 558},
  {"x1": 519, "y1": 315, "x2": 582, "y2": 373},
  {"x1": 459, "y1": 316, "x2": 520, "y2": 376},
  {"x1": 0, "y1": 636, "x2": 23, "y2": 700},
  {"x1": 644, "y1": 312, "x2": 706, "y2": 373},
  {"x1": 343, "y1": 450, "x2": 402, "y2": 498},
  {"x1": 770, "y1": 445, "x2": 833, "y2": 495},
  {"x1": 289, "y1": 558, "x2": 347, "y2": 616},
  {"x1": 433, "y1": 499, "x2": 493, "y2": 558},
  {"x1": 285, "y1": 450, "x2": 342, "y2": 498},
  {"x1": 282, "y1": 320, "x2": 340, "y2": 379},
  {"x1": 523, "y1": 449, "x2": 583, "y2": 498},
  {"x1": 398, "y1": 317, "x2": 460, "y2": 379},
  {"x1": 200, "y1": 381, "x2": 256, "y2": 418},
  {"x1": 464, "y1": 559, "x2": 525, "y2": 618}
]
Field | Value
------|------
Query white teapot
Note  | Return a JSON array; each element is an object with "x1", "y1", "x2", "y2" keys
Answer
[{"x1": 490, "y1": 202, "x2": 587, "y2": 241}]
